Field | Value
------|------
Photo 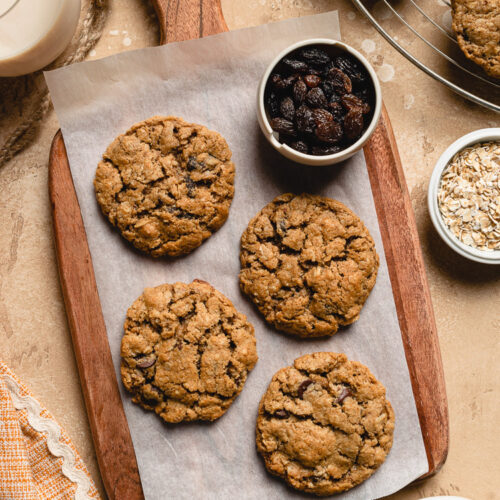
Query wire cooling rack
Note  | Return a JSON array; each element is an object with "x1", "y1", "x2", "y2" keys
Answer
[{"x1": 352, "y1": 0, "x2": 500, "y2": 113}]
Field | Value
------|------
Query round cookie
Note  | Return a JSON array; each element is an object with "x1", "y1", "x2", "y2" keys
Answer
[
  {"x1": 120, "y1": 280, "x2": 258, "y2": 423},
  {"x1": 452, "y1": 0, "x2": 500, "y2": 79},
  {"x1": 256, "y1": 352, "x2": 395, "y2": 496},
  {"x1": 239, "y1": 193, "x2": 379, "y2": 338},
  {"x1": 94, "y1": 116, "x2": 235, "y2": 257}
]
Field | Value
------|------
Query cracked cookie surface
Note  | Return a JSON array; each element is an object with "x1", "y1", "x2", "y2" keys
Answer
[
  {"x1": 94, "y1": 116, "x2": 235, "y2": 257},
  {"x1": 452, "y1": 0, "x2": 500, "y2": 79},
  {"x1": 256, "y1": 352, "x2": 395, "y2": 496},
  {"x1": 239, "y1": 193, "x2": 379, "y2": 338},
  {"x1": 120, "y1": 280, "x2": 258, "y2": 423}
]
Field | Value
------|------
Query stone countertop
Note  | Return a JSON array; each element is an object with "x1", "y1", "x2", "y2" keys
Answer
[{"x1": 0, "y1": 0, "x2": 498, "y2": 498}]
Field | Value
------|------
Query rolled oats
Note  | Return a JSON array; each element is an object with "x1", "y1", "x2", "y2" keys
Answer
[{"x1": 438, "y1": 141, "x2": 500, "y2": 251}]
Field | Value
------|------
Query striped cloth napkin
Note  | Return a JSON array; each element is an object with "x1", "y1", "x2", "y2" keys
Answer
[{"x1": 0, "y1": 360, "x2": 100, "y2": 499}]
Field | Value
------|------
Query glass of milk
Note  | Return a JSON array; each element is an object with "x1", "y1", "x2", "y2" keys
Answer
[{"x1": 0, "y1": 0, "x2": 81, "y2": 76}]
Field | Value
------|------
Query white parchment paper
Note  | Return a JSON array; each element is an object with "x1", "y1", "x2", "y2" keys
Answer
[{"x1": 45, "y1": 12, "x2": 427, "y2": 499}]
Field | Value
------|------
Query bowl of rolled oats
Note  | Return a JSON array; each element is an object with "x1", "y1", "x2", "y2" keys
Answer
[{"x1": 428, "y1": 128, "x2": 500, "y2": 265}]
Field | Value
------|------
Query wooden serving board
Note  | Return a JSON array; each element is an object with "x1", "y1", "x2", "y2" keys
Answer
[{"x1": 48, "y1": 1, "x2": 448, "y2": 498}]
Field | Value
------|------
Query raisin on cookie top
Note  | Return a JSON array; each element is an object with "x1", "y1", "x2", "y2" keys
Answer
[
  {"x1": 239, "y1": 193, "x2": 379, "y2": 338},
  {"x1": 120, "y1": 280, "x2": 258, "y2": 423},
  {"x1": 256, "y1": 352, "x2": 395, "y2": 496},
  {"x1": 94, "y1": 116, "x2": 235, "y2": 257},
  {"x1": 452, "y1": 0, "x2": 500, "y2": 79}
]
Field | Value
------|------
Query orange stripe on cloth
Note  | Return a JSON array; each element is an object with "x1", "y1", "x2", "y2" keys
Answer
[{"x1": 0, "y1": 361, "x2": 101, "y2": 499}]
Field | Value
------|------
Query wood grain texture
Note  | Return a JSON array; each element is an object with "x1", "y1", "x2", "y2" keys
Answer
[
  {"x1": 49, "y1": 132, "x2": 144, "y2": 500},
  {"x1": 364, "y1": 106, "x2": 449, "y2": 476},
  {"x1": 48, "y1": 0, "x2": 448, "y2": 495},
  {"x1": 153, "y1": 0, "x2": 228, "y2": 44}
]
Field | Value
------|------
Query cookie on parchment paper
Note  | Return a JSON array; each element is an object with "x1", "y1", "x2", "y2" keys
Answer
[
  {"x1": 120, "y1": 280, "x2": 258, "y2": 423},
  {"x1": 239, "y1": 193, "x2": 379, "y2": 338},
  {"x1": 94, "y1": 116, "x2": 235, "y2": 257},
  {"x1": 256, "y1": 352, "x2": 395, "y2": 496}
]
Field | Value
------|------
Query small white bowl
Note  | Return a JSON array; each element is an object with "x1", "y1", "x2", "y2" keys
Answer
[
  {"x1": 257, "y1": 38, "x2": 382, "y2": 166},
  {"x1": 427, "y1": 128, "x2": 500, "y2": 265}
]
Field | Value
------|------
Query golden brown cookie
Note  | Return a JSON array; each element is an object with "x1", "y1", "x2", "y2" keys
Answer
[
  {"x1": 239, "y1": 193, "x2": 379, "y2": 338},
  {"x1": 256, "y1": 352, "x2": 395, "y2": 496},
  {"x1": 452, "y1": 0, "x2": 500, "y2": 79},
  {"x1": 94, "y1": 116, "x2": 235, "y2": 257},
  {"x1": 120, "y1": 280, "x2": 258, "y2": 423}
]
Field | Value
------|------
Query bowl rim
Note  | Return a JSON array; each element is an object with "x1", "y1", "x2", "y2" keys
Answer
[
  {"x1": 427, "y1": 128, "x2": 500, "y2": 265},
  {"x1": 257, "y1": 37, "x2": 382, "y2": 166}
]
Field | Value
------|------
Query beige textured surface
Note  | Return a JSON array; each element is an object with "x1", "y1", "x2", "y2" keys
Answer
[{"x1": 0, "y1": 1, "x2": 498, "y2": 498}]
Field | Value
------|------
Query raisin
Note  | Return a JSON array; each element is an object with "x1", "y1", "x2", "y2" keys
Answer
[
  {"x1": 336, "y1": 386, "x2": 352, "y2": 404},
  {"x1": 320, "y1": 80, "x2": 335, "y2": 100},
  {"x1": 341, "y1": 93, "x2": 370, "y2": 114},
  {"x1": 282, "y1": 58, "x2": 309, "y2": 73},
  {"x1": 270, "y1": 73, "x2": 285, "y2": 90},
  {"x1": 280, "y1": 97, "x2": 295, "y2": 121},
  {"x1": 266, "y1": 91, "x2": 279, "y2": 117},
  {"x1": 295, "y1": 104, "x2": 315, "y2": 134},
  {"x1": 328, "y1": 101, "x2": 345, "y2": 122},
  {"x1": 187, "y1": 157, "x2": 206, "y2": 171},
  {"x1": 335, "y1": 55, "x2": 368, "y2": 87},
  {"x1": 292, "y1": 79, "x2": 307, "y2": 104},
  {"x1": 270, "y1": 73, "x2": 297, "y2": 92},
  {"x1": 344, "y1": 109, "x2": 364, "y2": 140},
  {"x1": 325, "y1": 67, "x2": 352, "y2": 94},
  {"x1": 305, "y1": 87, "x2": 327, "y2": 108},
  {"x1": 297, "y1": 379, "x2": 313, "y2": 398},
  {"x1": 287, "y1": 140, "x2": 309, "y2": 154},
  {"x1": 178, "y1": 211, "x2": 196, "y2": 220},
  {"x1": 282, "y1": 74, "x2": 299, "y2": 88},
  {"x1": 185, "y1": 176, "x2": 196, "y2": 197},
  {"x1": 270, "y1": 117, "x2": 296, "y2": 137},
  {"x1": 315, "y1": 120, "x2": 343, "y2": 144},
  {"x1": 136, "y1": 357, "x2": 156, "y2": 369},
  {"x1": 299, "y1": 47, "x2": 331, "y2": 67},
  {"x1": 328, "y1": 92, "x2": 341, "y2": 104},
  {"x1": 312, "y1": 108, "x2": 333, "y2": 125},
  {"x1": 274, "y1": 409, "x2": 289, "y2": 419},
  {"x1": 303, "y1": 74, "x2": 321, "y2": 88},
  {"x1": 312, "y1": 145, "x2": 342, "y2": 156},
  {"x1": 322, "y1": 60, "x2": 336, "y2": 73}
]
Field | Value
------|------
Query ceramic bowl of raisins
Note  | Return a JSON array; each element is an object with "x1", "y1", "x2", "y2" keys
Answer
[{"x1": 258, "y1": 39, "x2": 381, "y2": 166}]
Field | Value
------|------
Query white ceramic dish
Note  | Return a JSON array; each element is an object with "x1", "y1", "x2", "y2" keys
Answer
[
  {"x1": 427, "y1": 128, "x2": 500, "y2": 265},
  {"x1": 257, "y1": 38, "x2": 382, "y2": 166}
]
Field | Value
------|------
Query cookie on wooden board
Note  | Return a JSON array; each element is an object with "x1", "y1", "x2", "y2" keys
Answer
[
  {"x1": 452, "y1": 0, "x2": 500, "y2": 79},
  {"x1": 94, "y1": 116, "x2": 235, "y2": 257},
  {"x1": 120, "y1": 280, "x2": 258, "y2": 423},
  {"x1": 256, "y1": 352, "x2": 395, "y2": 496},
  {"x1": 239, "y1": 193, "x2": 379, "y2": 338}
]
